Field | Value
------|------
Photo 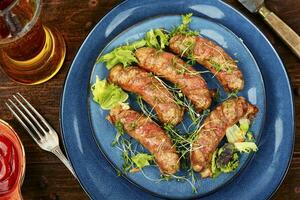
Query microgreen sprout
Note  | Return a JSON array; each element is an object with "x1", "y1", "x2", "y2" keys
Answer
[{"x1": 170, "y1": 13, "x2": 200, "y2": 37}]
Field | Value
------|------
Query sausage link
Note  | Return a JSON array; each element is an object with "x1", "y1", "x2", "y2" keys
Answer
[
  {"x1": 169, "y1": 34, "x2": 244, "y2": 92},
  {"x1": 107, "y1": 104, "x2": 180, "y2": 175},
  {"x1": 135, "y1": 47, "x2": 212, "y2": 113},
  {"x1": 191, "y1": 97, "x2": 258, "y2": 177},
  {"x1": 108, "y1": 65, "x2": 184, "y2": 125}
]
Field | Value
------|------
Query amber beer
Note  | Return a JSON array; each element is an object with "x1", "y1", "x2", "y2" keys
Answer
[{"x1": 0, "y1": 0, "x2": 66, "y2": 85}]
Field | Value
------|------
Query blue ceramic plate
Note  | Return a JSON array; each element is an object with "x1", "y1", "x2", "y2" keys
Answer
[
  {"x1": 88, "y1": 15, "x2": 265, "y2": 199},
  {"x1": 60, "y1": 0, "x2": 294, "y2": 200}
]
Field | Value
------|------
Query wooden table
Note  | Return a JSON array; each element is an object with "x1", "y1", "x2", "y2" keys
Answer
[{"x1": 0, "y1": 0, "x2": 299, "y2": 199}]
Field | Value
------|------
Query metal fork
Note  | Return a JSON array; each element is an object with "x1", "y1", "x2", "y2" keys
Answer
[{"x1": 5, "y1": 93, "x2": 77, "y2": 178}]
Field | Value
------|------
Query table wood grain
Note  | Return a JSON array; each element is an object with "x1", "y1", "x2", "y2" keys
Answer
[{"x1": 0, "y1": 0, "x2": 299, "y2": 199}]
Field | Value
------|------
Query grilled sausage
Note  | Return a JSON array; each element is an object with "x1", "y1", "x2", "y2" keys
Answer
[
  {"x1": 108, "y1": 65, "x2": 184, "y2": 125},
  {"x1": 135, "y1": 47, "x2": 212, "y2": 113},
  {"x1": 169, "y1": 34, "x2": 244, "y2": 92},
  {"x1": 191, "y1": 97, "x2": 258, "y2": 177},
  {"x1": 107, "y1": 104, "x2": 180, "y2": 175}
]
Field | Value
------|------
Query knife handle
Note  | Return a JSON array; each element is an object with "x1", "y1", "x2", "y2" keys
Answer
[{"x1": 259, "y1": 5, "x2": 300, "y2": 59}]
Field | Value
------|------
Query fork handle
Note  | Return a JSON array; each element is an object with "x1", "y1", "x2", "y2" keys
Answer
[
  {"x1": 258, "y1": 5, "x2": 300, "y2": 59},
  {"x1": 51, "y1": 146, "x2": 77, "y2": 178}
]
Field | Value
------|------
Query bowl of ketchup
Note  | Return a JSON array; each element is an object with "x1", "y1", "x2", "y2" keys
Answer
[{"x1": 0, "y1": 119, "x2": 25, "y2": 200}]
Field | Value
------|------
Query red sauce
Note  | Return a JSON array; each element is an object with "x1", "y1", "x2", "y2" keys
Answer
[{"x1": 0, "y1": 121, "x2": 24, "y2": 198}]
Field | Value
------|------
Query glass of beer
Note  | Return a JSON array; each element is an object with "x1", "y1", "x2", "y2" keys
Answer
[{"x1": 0, "y1": 0, "x2": 66, "y2": 85}]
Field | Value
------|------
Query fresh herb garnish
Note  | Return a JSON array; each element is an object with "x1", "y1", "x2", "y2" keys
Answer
[
  {"x1": 226, "y1": 124, "x2": 245, "y2": 143},
  {"x1": 145, "y1": 29, "x2": 169, "y2": 49},
  {"x1": 112, "y1": 120, "x2": 125, "y2": 146},
  {"x1": 211, "y1": 143, "x2": 239, "y2": 178},
  {"x1": 209, "y1": 58, "x2": 236, "y2": 75},
  {"x1": 209, "y1": 59, "x2": 223, "y2": 72},
  {"x1": 91, "y1": 76, "x2": 128, "y2": 110},
  {"x1": 170, "y1": 56, "x2": 205, "y2": 76},
  {"x1": 131, "y1": 153, "x2": 154, "y2": 169},
  {"x1": 180, "y1": 39, "x2": 197, "y2": 63},
  {"x1": 227, "y1": 90, "x2": 239, "y2": 99},
  {"x1": 212, "y1": 120, "x2": 259, "y2": 178},
  {"x1": 234, "y1": 142, "x2": 258, "y2": 153},
  {"x1": 170, "y1": 13, "x2": 200, "y2": 37},
  {"x1": 136, "y1": 96, "x2": 159, "y2": 121},
  {"x1": 120, "y1": 139, "x2": 135, "y2": 172},
  {"x1": 97, "y1": 28, "x2": 169, "y2": 69},
  {"x1": 246, "y1": 132, "x2": 256, "y2": 142},
  {"x1": 211, "y1": 150, "x2": 221, "y2": 178},
  {"x1": 97, "y1": 40, "x2": 146, "y2": 69},
  {"x1": 213, "y1": 88, "x2": 221, "y2": 102}
]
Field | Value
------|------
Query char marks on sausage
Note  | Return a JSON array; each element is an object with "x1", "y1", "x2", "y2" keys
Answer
[
  {"x1": 191, "y1": 97, "x2": 258, "y2": 177},
  {"x1": 107, "y1": 105, "x2": 180, "y2": 175},
  {"x1": 136, "y1": 47, "x2": 212, "y2": 113},
  {"x1": 108, "y1": 65, "x2": 184, "y2": 125},
  {"x1": 169, "y1": 34, "x2": 244, "y2": 92}
]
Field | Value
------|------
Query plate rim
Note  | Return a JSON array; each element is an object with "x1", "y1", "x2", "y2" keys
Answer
[
  {"x1": 218, "y1": 1, "x2": 295, "y2": 198},
  {"x1": 59, "y1": 0, "x2": 295, "y2": 199}
]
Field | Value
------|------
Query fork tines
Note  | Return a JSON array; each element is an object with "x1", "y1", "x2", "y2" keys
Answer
[{"x1": 5, "y1": 93, "x2": 53, "y2": 143}]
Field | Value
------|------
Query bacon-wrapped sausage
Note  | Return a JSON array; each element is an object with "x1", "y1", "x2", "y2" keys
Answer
[
  {"x1": 191, "y1": 97, "x2": 258, "y2": 177},
  {"x1": 108, "y1": 65, "x2": 184, "y2": 125},
  {"x1": 107, "y1": 104, "x2": 180, "y2": 174},
  {"x1": 135, "y1": 47, "x2": 212, "y2": 113},
  {"x1": 169, "y1": 34, "x2": 244, "y2": 92}
]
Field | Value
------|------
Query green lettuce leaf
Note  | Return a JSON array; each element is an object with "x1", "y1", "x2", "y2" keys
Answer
[
  {"x1": 226, "y1": 124, "x2": 245, "y2": 143},
  {"x1": 211, "y1": 150, "x2": 221, "y2": 178},
  {"x1": 246, "y1": 132, "x2": 256, "y2": 142},
  {"x1": 145, "y1": 29, "x2": 169, "y2": 49},
  {"x1": 97, "y1": 40, "x2": 146, "y2": 69},
  {"x1": 91, "y1": 76, "x2": 128, "y2": 110},
  {"x1": 216, "y1": 143, "x2": 239, "y2": 173},
  {"x1": 211, "y1": 143, "x2": 239, "y2": 177},
  {"x1": 239, "y1": 118, "x2": 250, "y2": 132},
  {"x1": 234, "y1": 142, "x2": 258, "y2": 153},
  {"x1": 131, "y1": 153, "x2": 154, "y2": 169}
]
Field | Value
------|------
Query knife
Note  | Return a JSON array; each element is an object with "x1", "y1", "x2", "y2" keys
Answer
[{"x1": 239, "y1": 0, "x2": 300, "y2": 59}]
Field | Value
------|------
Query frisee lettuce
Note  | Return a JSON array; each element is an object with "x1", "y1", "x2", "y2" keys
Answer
[
  {"x1": 91, "y1": 76, "x2": 128, "y2": 110},
  {"x1": 170, "y1": 13, "x2": 199, "y2": 37},
  {"x1": 212, "y1": 140, "x2": 258, "y2": 177},
  {"x1": 239, "y1": 118, "x2": 250, "y2": 132},
  {"x1": 246, "y1": 132, "x2": 255, "y2": 142},
  {"x1": 97, "y1": 28, "x2": 170, "y2": 69},
  {"x1": 226, "y1": 118, "x2": 251, "y2": 143},
  {"x1": 145, "y1": 29, "x2": 169, "y2": 49},
  {"x1": 97, "y1": 40, "x2": 146, "y2": 69},
  {"x1": 212, "y1": 143, "x2": 239, "y2": 178},
  {"x1": 216, "y1": 143, "x2": 239, "y2": 173},
  {"x1": 131, "y1": 153, "x2": 154, "y2": 169},
  {"x1": 226, "y1": 124, "x2": 245, "y2": 143},
  {"x1": 211, "y1": 150, "x2": 221, "y2": 178},
  {"x1": 234, "y1": 142, "x2": 258, "y2": 153}
]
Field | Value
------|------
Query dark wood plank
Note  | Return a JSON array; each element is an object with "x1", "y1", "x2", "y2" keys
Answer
[{"x1": 0, "y1": 0, "x2": 299, "y2": 199}]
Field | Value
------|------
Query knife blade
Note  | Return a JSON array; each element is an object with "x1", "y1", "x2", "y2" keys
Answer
[{"x1": 238, "y1": 0, "x2": 264, "y2": 13}]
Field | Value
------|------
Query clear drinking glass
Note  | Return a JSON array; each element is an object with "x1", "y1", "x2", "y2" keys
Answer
[{"x1": 0, "y1": 0, "x2": 66, "y2": 85}]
